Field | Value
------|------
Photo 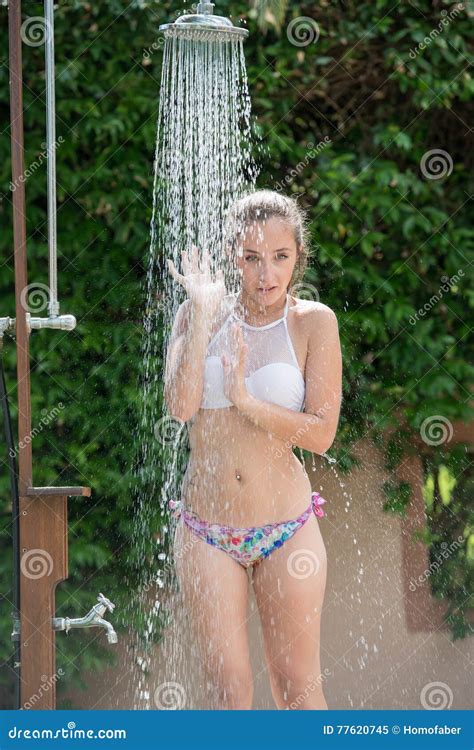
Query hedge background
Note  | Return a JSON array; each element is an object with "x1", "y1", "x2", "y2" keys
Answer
[{"x1": 0, "y1": 0, "x2": 472, "y2": 708}]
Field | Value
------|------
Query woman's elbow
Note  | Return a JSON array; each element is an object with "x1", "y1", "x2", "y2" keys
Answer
[
  {"x1": 306, "y1": 422, "x2": 338, "y2": 455},
  {"x1": 319, "y1": 422, "x2": 339, "y2": 454}
]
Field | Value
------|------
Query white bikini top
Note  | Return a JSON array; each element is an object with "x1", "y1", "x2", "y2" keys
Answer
[{"x1": 200, "y1": 293, "x2": 306, "y2": 412}]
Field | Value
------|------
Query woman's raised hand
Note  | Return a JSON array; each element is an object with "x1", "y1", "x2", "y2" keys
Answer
[{"x1": 166, "y1": 245, "x2": 226, "y2": 320}]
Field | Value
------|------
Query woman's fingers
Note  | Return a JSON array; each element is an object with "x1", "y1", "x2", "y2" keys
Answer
[
  {"x1": 231, "y1": 323, "x2": 245, "y2": 356},
  {"x1": 181, "y1": 248, "x2": 191, "y2": 277},
  {"x1": 166, "y1": 258, "x2": 185, "y2": 285},
  {"x1": 173, "y1": 247, "x2": 225, "y2": 297},
  {"x1": 191, "y1": 244, "x2": 200, "y2": 274},
  {"x1": 201, "y1": 246, "x2": 210, "y2": 275}
]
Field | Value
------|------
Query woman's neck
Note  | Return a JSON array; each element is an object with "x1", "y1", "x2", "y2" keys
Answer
[{"x1": 235, "y1": 289, "x2": 288, "y2": 325}]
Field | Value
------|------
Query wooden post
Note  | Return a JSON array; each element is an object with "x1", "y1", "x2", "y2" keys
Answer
[{"x1": 19, "y1": 488, "x2": 90, "y2": 709}]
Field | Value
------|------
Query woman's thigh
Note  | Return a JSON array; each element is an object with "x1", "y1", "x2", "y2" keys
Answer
[
  {"x1": 173, "y1": 519, "x2": 253, "y2": 707},
  {"x1": 252, "y1": 513, "x2": 328, "y2": 707}
]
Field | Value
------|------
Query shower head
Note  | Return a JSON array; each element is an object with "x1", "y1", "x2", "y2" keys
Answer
[{"x1": 159, "y1": 2, "x2": 249, "y2": 42}]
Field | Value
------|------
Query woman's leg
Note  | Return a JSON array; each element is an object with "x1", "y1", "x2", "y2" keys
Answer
[
  {"x1": 252, "y1": 512, "x2": 328, "y2": 710},
  {"x1": 173, "y1": 519, "x2": 254, "y2": 709}
]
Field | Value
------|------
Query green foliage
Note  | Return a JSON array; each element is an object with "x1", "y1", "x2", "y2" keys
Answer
[{"x1": 0, "y1": 0, "x2": 472, "y2": 705}]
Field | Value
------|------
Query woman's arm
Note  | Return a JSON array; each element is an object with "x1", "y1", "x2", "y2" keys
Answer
[
  {"x1": 233, "y1": 306, "x2": 342, "y2": 454},
  {"x1": 164, "y1": 300, "x2": 214, "y2": 422}
]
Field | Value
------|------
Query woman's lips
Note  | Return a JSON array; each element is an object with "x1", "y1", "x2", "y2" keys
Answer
[{"x1": 257, "y1": 286, "x2": 276, "y2": 292}]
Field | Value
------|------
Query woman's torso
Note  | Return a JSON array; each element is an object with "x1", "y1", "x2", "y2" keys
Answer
[{"x1": 182, "y1": 293, "x2": 314, "y2": 526}]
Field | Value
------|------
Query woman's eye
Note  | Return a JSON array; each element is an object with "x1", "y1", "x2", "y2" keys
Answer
[{"x1": 243, "y1": 254, "x2": 288, "y2": 261}]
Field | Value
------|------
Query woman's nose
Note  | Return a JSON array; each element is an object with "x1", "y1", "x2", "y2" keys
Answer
[{"x1": 258, "y1": 260, "x2": 273, "y2": 279}]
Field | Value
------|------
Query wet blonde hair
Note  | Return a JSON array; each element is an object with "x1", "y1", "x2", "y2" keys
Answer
[{"x1": 224, "y1": 189, "x2": 311, "y2": 293}]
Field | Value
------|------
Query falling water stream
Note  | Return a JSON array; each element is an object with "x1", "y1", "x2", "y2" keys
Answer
[
  {"x1": 116, "y1": 20, "x2": 353, "y2": 710},
  {"x1": 113, "y1": 9, "x2": 361, "y2": 710},
  {"x1": 122, "y1": 29, "x2": 260, "y2": 710}
]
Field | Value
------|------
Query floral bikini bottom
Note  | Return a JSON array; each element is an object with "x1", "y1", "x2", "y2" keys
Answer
[{"x1": 167, "y1": 491, "x2": 326, "y2": 570}]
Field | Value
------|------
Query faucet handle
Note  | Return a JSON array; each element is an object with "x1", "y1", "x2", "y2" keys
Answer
[{"x1": 97, "y1": 592, "x2": 115, "y2": 613}]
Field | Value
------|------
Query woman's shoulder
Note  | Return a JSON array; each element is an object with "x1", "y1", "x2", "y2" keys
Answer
[{"x1": 289, "y1": 294, "x2": 337, "y2": 327}]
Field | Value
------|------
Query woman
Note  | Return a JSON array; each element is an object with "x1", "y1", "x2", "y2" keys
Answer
[{"x1": 164, "y1": 190, "x2": 342, "y2": 710}]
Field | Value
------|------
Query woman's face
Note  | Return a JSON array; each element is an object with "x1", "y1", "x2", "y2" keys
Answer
[{"x1": 235, "y1": 216, "x2": 298, "y2": 305}]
